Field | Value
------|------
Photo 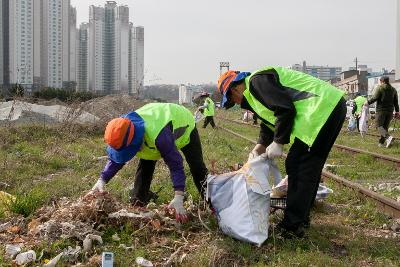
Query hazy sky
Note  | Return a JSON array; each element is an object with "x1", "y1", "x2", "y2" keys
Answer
[{"x1": 71, "y1": 0, "x2": 397, "y2": 85}]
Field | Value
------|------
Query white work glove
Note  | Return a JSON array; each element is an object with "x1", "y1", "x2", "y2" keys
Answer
[
  {"x1": 262, "y1": 142, "x2": 284, "y2": 159},
  {"x1": 90, "y1": 178, "x2": 106, "y2": 193},
  {"x1": 247, "y1": 150, "x2": 260, "y2": 162},
  {"x1": 167, "y1": 192, "x2": 188, "y2": 223}
]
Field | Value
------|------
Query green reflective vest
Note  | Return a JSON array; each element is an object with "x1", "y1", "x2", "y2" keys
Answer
[
  {"x1": 354, "y1": 96, "x2": 367, "y2": 115},
  {"x1": 203, "y1": 97, "x2": 215, "y2": 117},
  {"x1": 243, "y1": 66, "x2": 344, "y2": 146},
  {"x1": 135, "y1": 103, "x2": 195, "y2": 160}
]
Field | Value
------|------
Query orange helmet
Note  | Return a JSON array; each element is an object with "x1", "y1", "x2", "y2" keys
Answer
[
  {"x1": 217, "y1": 70, "x2": 239, "y2": 108},
  {"x1": 104, "y1": 112, "x2": 145, "y2": 164}
]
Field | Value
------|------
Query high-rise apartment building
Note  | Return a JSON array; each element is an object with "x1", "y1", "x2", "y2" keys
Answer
[
  {"x1": 9, "y1": 0, "x2": 35, "y2": 91},
  {"x1": 130, "y1": 26, "x2": 144, "y2": 95},
  {"x1": 69, "y1": 6, "x2": 77, "y2": 87},
  {"x1": 1, "y1": 0, "x2": 10, "y2": 89},
  {"x1": 396, "y1": 0, "x2": 400, "y2": 81},
  {"x1": 0, "y1": 0, "x2": 4, "y2": 86},
  {"x1": 103, "y1": 1, "x2": 117, "y2": 93},
  {"x1": 39, "y1": 0, "x2": 73, "y2": 89},
  {"x1": 89, "y1": 5, "x2": 104, "y2": 92},
  {"x1": 117, "y1": 5, "x2": 130, "y2": 94},
  {"x1": 77, "y1": 23, "x2": 89, "y2": 91},
  {"x1": 87, "y1": 2, "x2": 142, "y2": 94}
]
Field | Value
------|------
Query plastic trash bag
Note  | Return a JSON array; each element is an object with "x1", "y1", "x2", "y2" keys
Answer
[
  {"x1": 194, "y1": 110, "x2": 205, "y2": 123},
  {"x1": 271, "y1": 176, "x2": 288, "y2": 198},
  {"x1": 348, "y1": 116, "x2": 357, "y2": 131},
  {"x1": 206, "y1": 156, "x2": 273, "y2": 246},
  {"x1": 271, "y1": 176, "x2": 333, "y2": 200},
  {"x1": 359, "y1": 104, "x2": 369, "y2": 134}
]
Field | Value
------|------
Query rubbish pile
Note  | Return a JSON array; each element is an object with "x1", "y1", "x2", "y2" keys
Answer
[
  {"x1": 0, "y1": 100, "x2": 99, "y2": 125},
  {"x1": 82, "y1": 95, "x2": 147, "y2": 124},
  {"x1": 0, "y1": 192, "x2": 211, "y2": 266}
]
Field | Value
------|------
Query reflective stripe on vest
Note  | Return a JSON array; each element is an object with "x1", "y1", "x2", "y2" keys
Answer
[
  {"x1": 203, "y1": 97, "x2": 215, "y2": 117},
  {"x1": 135, "y1": 103, "x2": 195, "y2": 160},
  {"x1": 243, "y1": 66, "x2": 344, "y2": 146}
]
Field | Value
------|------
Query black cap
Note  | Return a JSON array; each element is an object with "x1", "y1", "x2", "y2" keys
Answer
[{"x1": 380, "y1": 76, "x2": 390, "y2": 83}]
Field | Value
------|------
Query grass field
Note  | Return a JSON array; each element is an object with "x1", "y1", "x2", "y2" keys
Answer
[{"x1": 0, "y1": 110, "x2": 399, "y2": 266}]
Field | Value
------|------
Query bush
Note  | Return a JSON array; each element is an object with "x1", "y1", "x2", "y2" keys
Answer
[{"x1": 33, "y1": 87, "x2": 97, "y2": 102}]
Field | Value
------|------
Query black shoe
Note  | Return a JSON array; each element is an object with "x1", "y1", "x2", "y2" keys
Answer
[{"x1": 276, "y1": 222, "x2": 305, "y2": 239}]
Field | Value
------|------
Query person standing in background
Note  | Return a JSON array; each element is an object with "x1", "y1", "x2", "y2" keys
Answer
[{"x1": 368, "y1": 76, "x2": 399, "y2": 147}]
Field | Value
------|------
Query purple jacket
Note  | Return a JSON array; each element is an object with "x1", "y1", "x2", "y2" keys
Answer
[{"x1": 101, "y1": 125, "x2": 186, "y2": 191}]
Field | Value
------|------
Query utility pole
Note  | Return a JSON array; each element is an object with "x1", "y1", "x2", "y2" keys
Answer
[{"x1": 354, "y1": 57, "x2": 358, "y2": 71}]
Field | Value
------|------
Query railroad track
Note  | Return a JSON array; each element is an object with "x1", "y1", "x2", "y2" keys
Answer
[
  {"x1": 216, "y1": 125, "x2": 400, "y2": 218},
  {"x1": 216, "y1": 116, "x2": 400, "y2": 166}
]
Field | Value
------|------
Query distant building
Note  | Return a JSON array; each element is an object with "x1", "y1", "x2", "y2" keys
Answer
[
  {"x1": 77, "y1": 23, "x2": 89, "y2": 91},
  {"x1": 332, "y1": 70, "x2": 368, "y2": 98},
  {"x1": 0, "y1": 0, "x2": 4, "y2": 88},
  {"x1": 368, "y1": 71, "x2": 396, "y2": 96},
  {"x1": 289, "y1": 61, "x2": 341, "y2": 81},
  {"x1": 130, "y1": 25, "x2": 144, "y2": 95},
  {"x1": 396, "y1": 0, "x2": 400, "y2": 81},
  {"x1": 89, "y1": 5, "x2": 105, "y2": 93},
  {"x1": 349, "y1": 65, "x2": 372, "y2": 73},
  {"x1": 179, "y1": 85, "x2": 193, "y2": 105},
  {"x1": 9, "y1": 0, "x2": 34, "y2": 91}
]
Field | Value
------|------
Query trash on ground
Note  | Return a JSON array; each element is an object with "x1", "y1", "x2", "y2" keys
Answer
[
  {"x1": 108, "y1": 209, "x2": 154, "y2": 219},
  {"x1": 136, "y1": 256, "x2": 154, "y2": 267},
  {"x1": 207, "y1": 156, "x2": 272, "y2": 246},
  {"x1": 102, "y1": 252, "x2": 114, "y2": 267},
  {"x1": 15, "y1": 250, "x2": 36, "y2": 265},
  {"x1": 271, "y1": 176, "x2": 288, "y2": 198},
  {"x1": 43, "y1": 252, "x2": 63, "y2": 267},
  {"x1": 83, "y1": 234, "x2": 103, "y2": 252},
  {"x1": 5, "y1": 244, "x2": 22, "y2": 259},
  {"x1": 63, "y1": 246, "x2": 82, "y2": 262},
  {"x1": 112, "y1": 233, "x2": 120, "y2": 241}
]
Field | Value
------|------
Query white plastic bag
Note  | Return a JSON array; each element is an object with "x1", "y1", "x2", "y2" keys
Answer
[
  {"x1": 194, "y1": 110, "x2": 205, "y2": 123},
  {"x1": 271, "y1": 177, "x2": 333, "y2": 200},
  {"x1": 206, "y1": 156, "x2": 272, "y2": 246},
  {"x1": 348, "y1": 116, "x2": 356, "y2": 131},
  {"x1": 271, "y1": 176, "x2": 288, "y2": 198},
  {"x1": 359, "y1": 104, "x2": 369, "y2": 134}
]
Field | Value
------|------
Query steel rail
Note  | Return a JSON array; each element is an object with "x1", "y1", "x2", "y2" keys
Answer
[{"x1": 217, "y1": 125, "x2": 400, "y2": 218}]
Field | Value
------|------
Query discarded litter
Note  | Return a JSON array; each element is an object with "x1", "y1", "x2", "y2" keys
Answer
[
  {"x1": 5, "y1": 244, "x2": 22, "y2": 259},
  {"x1": 83, "y1": 234, "x2": 103, "y2": 252},
  {"x1": 43, "y1": 252, "x2": 63, "y2": 267},
  {"x1": 207, "y1": 156, "x2": 272, "y2": 246},
  {"x1": 112, "y1": 233, "x2": 121, "y2": 241},
  {"x1": 63, "y1": 246, "x2": 82, "y2": 262},
  {"x1": 108, "y1": 209, "x2": 154, "y2": 219},
  {"x1": 102, "y1": 252, "x2": 114, "y2": 267},
  {"x1": 136, "y1": 257, "x2": 153, "y2": 267},
  {"x1": 15, "y1": 250, "x2": 36, "y2": 265}
]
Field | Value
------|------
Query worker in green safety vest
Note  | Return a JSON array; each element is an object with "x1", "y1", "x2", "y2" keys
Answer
[
  {"x1": 88, "y1": 103, "x2": 208, "y2": 223},
  {"x1": 218, "y1": 67, "x2": 346, "y2": 238},
  {"x1": 198, "y1": 92, "x2": 216, "y2": 128},
  {"x1": 352, "y1": 94, "x2": 367, "y2": 132}
]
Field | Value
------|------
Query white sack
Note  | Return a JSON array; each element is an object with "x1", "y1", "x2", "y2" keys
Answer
[
  {"x1": 207, "y1": 156, "x2": 272, "y2": 246},
  {"x1": 359, "y1": 105, "x2": 369, "y2": 133}
]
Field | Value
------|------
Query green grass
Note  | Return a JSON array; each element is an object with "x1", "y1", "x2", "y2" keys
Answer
[{"x1": 0, "y1": 117, "x2": 399, "y2": 266}]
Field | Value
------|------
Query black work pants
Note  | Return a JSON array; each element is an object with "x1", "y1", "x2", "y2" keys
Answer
[
  {"x1": 376, "y1": 111, "x2": 393, "y2": 144},
  {"x1": 203, "y1": 116, "x2": 216, "y2": 128},
  {"x1": 281, "y1": 98, "x2": 346, "y2": 229},
  {"x1": 131, "y1": 128, "x2": 208, "y2": 204}
]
